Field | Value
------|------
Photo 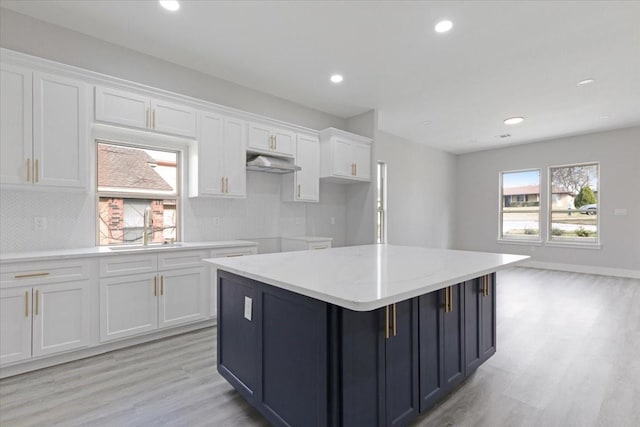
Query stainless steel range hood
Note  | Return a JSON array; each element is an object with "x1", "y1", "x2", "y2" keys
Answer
[{"x1": 246, "y1": 154, "x2": 301, "y2": 174}]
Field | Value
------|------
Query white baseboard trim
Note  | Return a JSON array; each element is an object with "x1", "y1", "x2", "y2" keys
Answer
[
  {"x1": 0, "y1": 318, "x2": 216, "y2": 379},
  {"x1": 521, "y1": 260, "x2": 640, "y2": 279}
]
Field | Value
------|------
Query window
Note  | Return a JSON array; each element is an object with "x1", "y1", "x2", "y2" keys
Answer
[
  {"x1": 499, "y1": 169, "x2": 540, "y2": 240},
  {"x1": 376, "y1": 162, "x2": 387, "y2": 244},
  {"x1": 549, "y1": 163, "x2": 599, "y2": 244},
  {"x1": 97, "y1": 141, "x2": 179, "y2": 246}
]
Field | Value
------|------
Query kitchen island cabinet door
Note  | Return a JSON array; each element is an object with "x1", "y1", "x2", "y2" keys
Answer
[
  {"x1": 480, "y1": 274, "x2": 496, "y2": 363},
  {"x1": 464, "y1": 278, "x2": 483, "y2": 374},
  {"x1": 442, "y1": 284, "x2": 465, "y2": 392},
  {"x1": 418, "y1": 290, "x2": 444, "y2": 412},
  {"x1": 384, "y1": 299, "x2": 419, "y2": 427}
]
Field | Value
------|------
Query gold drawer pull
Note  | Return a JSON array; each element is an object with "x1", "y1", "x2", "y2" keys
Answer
[
  {"x1": 160, "y1": 275, "x2": 164, "y2": 295},
  {"x1": 154, "y1": 276, "x2": 157, "y2": 296},
  {"x1": 225, "y1": 254, "x2": 244, "y2": 257},
  {"x1": 25, "y1": 291, "x2": 29, "y2": 317},
  {"x1": 385, "y1": 305, "x2": 390, "y2": 339},
  {"x1": 35, "y1": 290, "x2": 39, "y2": 315},
  {"x1": 14, "y1": 272, "x2": 50, "y2": 279},
  {"x1": 27, "y1": 158, "x2": 31, "y2": 182}
]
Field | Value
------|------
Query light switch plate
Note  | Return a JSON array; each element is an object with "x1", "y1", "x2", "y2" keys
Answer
[{"x1": 244, "y1": 296, "x2": 252, "y2": 321}]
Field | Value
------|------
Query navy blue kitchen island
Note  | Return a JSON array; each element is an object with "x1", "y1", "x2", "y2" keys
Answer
[{"x1": 206, "y1": 245, "x2": 527, "y2": 427}]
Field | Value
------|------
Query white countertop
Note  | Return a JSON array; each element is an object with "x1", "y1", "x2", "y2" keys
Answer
[
  {"x1": 205, "y1": 244, "x2": 529, "y2": 311},
  {"x1": 0, "y1": 240, "x2": 258, "y2": 263}
]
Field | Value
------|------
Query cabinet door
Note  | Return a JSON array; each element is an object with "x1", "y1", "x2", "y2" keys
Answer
[
  {"x1": 442, "y1": 284, "x2": 465, "y2": 391},
  {"x1": 33, "y1": 72, "x2": 87, "y2": 189},
  {"x1": 247, "y1": 122, "x2": 272, "y2": 152},
  {"x1": 222, "y1": 117, "x2": 247, "y2": 197},
  {"x1": 95, "y1": 86, "x2": 150, "y2": 130},
  {"x1": 0, "y1": 64, "x2": 32, "y2": 186},
  {"x1": 295, "y1": 134, "x2": 319, "y2": 202},
  {"x1": 384, "y1": 300, "x2": 419, "y2": 427},
  {"x1": 32, "y1": 280, "x2": 90, "y2": 357},
  {"x1": 194, "y1": 111, "x2": 224, "y2": 196},
  {"x1": 418, "y1": 291, "x2": 444, "y2": 412},
  {"x1": 151, "y1": 99, "x2": 196, "y2": 138},
  {"x1": 158, "y1": 267, "x2": 206, "y2": 328},
  {"x1": 272, "y1": 128, "x2": 295, "y2": 156},
  {"x1": 331, "y1": 137, "x2": 354, "y2": 177},
  {"x1": 0, "y1": 288, "x2": 32, "y2": 365},
  {"x1": 209, "y1": 247, "x2": 257, "y2": 318},
  {"x1": 480, "y1": 274, "x2": 496, "y2": 362},
  {"x1": 464, "y1": 279, "x2": 482, "y2": 374},
  {"x1": 100, "y1": 273, "x2": 158, "y2": 342},
  {"x1": 353, "y1": 142, "x2": 372, "y2": 180}
]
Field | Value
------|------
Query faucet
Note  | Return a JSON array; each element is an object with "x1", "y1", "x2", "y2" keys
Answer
[{"x1": 143, "y1": 205, "x2": 152, "y2": 246}]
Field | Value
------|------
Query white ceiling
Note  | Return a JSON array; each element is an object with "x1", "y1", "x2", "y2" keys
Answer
[{"x1": 2, "y1": 1, "x2": 640, "y2": 153}]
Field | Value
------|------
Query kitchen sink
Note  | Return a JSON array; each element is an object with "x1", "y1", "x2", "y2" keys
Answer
[{"x1": 108, "y1": 243, "x2": 184, "y2": 251}]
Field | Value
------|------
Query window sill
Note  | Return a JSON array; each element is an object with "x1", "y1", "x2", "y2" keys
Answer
[
  {"x1": 496, "y1": 239, "x2": 542, "y2": 246},
  {"x1": 544, "y1": 241, "x2": 601, "y2": 250}
]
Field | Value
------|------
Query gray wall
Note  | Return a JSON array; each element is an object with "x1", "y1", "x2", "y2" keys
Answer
[
  {"x1": 0, "y1": 8, "x2": 345, "y2": 131},
  {"x1": 454, "y1": 126, "x2": 640, "y2": 271},
  {"x1": 375, "y1": 130, "x2": 457, "y2": 248}
]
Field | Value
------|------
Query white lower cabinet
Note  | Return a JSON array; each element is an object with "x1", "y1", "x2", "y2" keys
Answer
[
  {"x1": 1, "y1": 280, "x2": 90, "y2": 366},
  {"x1": 99, "y1": 251, "x2": 207, "y2": 342}
]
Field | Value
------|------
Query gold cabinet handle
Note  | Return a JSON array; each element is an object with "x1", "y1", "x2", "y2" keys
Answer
[
  {"x1": 225, "y1": 253, "x2": 244, "y2": 257},
  {"x1": 35, "y1": 159, "x2": 39, "y2": 183},
  {"x1": 449, "y1": 287, "x2": 454, "y2": 311},
  {"x1": 385, "y1": 305, "x2": 390, "y2": 339},
  {"x1": 25, "y1": 291, "x2": 29, "y2": 317},
  {"x1": 26, "y1": 158, "x2": 31, "y2": 182},
  {"x1": 14, "y1": 272, "x2": 50, "y2": 279},
  {"x1": 146, "y1": 108, "x2": 149, "y2": 128},
  {"x1": 297, "y1": 184, "x2": 301, "y2": 198},
  {"x1": 354, "y1": 163, "x2": 357, "y2": 176},
  {"x1": 392, "y1": 303, "x2": 397, "y2": 337},
  {"x1": 274, "y1": 135, "x2": 277, "y2": 150},
  {"x1": 221, "y1": 177, "x2": 225, "y2": 193},
  {"x1": 225, "y1": 177, "x2": 229, "y2": 193},
  {"x1": 35, "y1": 289, "x2": 39, "y2": 315},
  {"x1": 152, "y1": 109, "x2": 156, "y2": 129},
  {"x1": 443, "y1": 287, "x2": 448, "y2": 312},
  {"x1": 154, "y1": 276, "x2": 157, "y2": 296},
  {"x1": 160, "y1": 275, "x2": 164, "y2": 295}
]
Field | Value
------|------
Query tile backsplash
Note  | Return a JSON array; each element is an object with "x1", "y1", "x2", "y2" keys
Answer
[{"x1": 0, "y1": 172, "x2": 347, "y2": 254}]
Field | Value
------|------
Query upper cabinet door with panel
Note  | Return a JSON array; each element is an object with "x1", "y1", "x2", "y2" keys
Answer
[
  {"x1": 282, "y1": 133, "x2": 319, "y2": 203},
  {"x1": 150, "y1": 99, "x2": 196, "y2": 138},
  {"x1": 94, "y1": 86, "x2": 196, "y2": 138},
  {"x1": 319, "y1": 128, "x2": 373, "y2": 183},
  {"x1": 247, "y1": 122, "x2": 295, "y2": 157},
  {"x1": 222, "y1": 117, "x2": 247, "y2": 197},
  {"x1": 0, "y1": 64, "x2": 32, "y2": 186},
  {"x1": 331, "y1": 137, "x2": 354, "y2": 178},
  {"x1": 33, "y1": 72, "x2": 88, "y2": 189},
  {"x1": 95, "y1": 86, "x2": 150, "y2": 130},
  {"x1": 191, "y1": 111, "x2": 224, "y2": 196},
  {"x1": 353, "y1": 142, "x2": 371, "y2": 180}
]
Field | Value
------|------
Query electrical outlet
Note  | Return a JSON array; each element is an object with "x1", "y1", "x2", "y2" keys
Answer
[
  {"x1": 34, "y1": 217, "x2": 47, "y2": 231},
  {"x1": 213, "y1": 217, "x2": 220, "y2": 226}
]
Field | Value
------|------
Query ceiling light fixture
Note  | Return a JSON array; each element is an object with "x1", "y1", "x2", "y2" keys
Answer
[
  {"x1": 434, "y1": 20, "x2": 453, "y2": 33},
  {"x1": 599, "y1": 115, "x2": 610, "y2": 120},
  {"x1": 330, "y1": 74, "x2": 343, "y2": 83},
  {"x1": 577, "y1": 78, "x2": 595, "y2": 86},
  {"x1": 159, "y1": 0, "x2": 180, "y2": 12},
  {"x1": 504, "y1": 117, "x2": 524, "y2": 125}
]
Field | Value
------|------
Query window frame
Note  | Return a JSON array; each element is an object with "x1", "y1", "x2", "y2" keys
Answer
[
  {"x1": 498, "y1": 168, "x2": 542, "y2": 243},
  {"x1": 95, "y1": 139, "x2": 182, "y2": 246},
  {"x1": 547, "y1": 161, "x2": 600, "y2": 247}
]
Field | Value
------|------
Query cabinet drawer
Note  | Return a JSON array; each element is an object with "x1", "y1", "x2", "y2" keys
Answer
[
  {"x1": 210, "y1": 246, "x2": 257, "y2": 258},
  {"x1": 100, "y1": 255, "x2": 157, "y2": 278},
  {"x1": 1, "y1": 260, "x2": 90, "y2": 288},
  {"x1": 158, "y1": 250, "x2": 207, "y2": 270}
]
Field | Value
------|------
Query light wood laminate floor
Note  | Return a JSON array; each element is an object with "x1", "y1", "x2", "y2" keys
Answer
[{"x1": 1, "y1": 268, "x2": 638, "y2": 427}]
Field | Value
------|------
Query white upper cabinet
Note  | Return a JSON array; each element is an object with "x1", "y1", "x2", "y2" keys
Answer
[
  {"x1": 282, "y1": 133, "x2": 320, "y2": 203},
  {"x1": 320, "y1": 128, "x2": 372, "y2": 183},
  {"x1": 95, "y1": 86, "x2": 196, "y2": 138},
  {"x1": 1, "y1": 65, "x2": 87, "y2": 190},
  {"x1": 248, "y1": 122, "x2": 295, "y2": 157},
  {"x1": 189, "y1": 111, "x2": 246, "y2": 198}
]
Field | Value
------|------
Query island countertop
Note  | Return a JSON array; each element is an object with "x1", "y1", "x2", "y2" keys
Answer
[{"x1": 205, "y1": 244, "x2": 529, "y2": 311}]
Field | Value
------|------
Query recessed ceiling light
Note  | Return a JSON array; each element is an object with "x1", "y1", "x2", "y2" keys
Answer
[
  {"x1": 330, "y1": 74, "x2": 343, "y2": 83},
  {"x1": 159, "y1": 0, "x2": 180, "y2": 12},
  {"x1": 434, "y1": 20, "x2": 453, "y2": 33},
  {"x1": 504, "y1": 117, "x2": 524, "y2": 125},
  {"x1": 577, "y1": 78, "x2": 595, "y2": 86},
  {"x1": 422, "y1": 120, "x2": 433, "y2": 126},
  {"x1": 599, "y1": 115, "x2": 610, "y2": 120}
]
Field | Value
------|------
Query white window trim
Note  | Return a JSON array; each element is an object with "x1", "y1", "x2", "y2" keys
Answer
[
  {"x1": 498, "y1": 168, "x2": 542, "y2": 243},
  {"x1": 546, "y1": 162, "x2": 600, "y2": 247}
]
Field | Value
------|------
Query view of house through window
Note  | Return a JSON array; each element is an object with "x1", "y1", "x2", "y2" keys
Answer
[
  {"x1": 376, "y1": 162, "x2": 387, "y2": 244},
  {"x1": 549, "y1": 163, "x2": 598, "y2": 243},
  {"x1": 500, "y1": 169, "x2": 540, "y2": 240},
  {"x1": 97, "y1": 142, "x2": 179, "y2": 246}
]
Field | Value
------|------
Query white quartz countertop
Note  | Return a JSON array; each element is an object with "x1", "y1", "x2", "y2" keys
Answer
[
  {"x1": 205, "y1": 244, "x2": 529, "y2": 311},
  {"x1": 0, "y1": 240, "x2": 258, "y2": 263}
]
